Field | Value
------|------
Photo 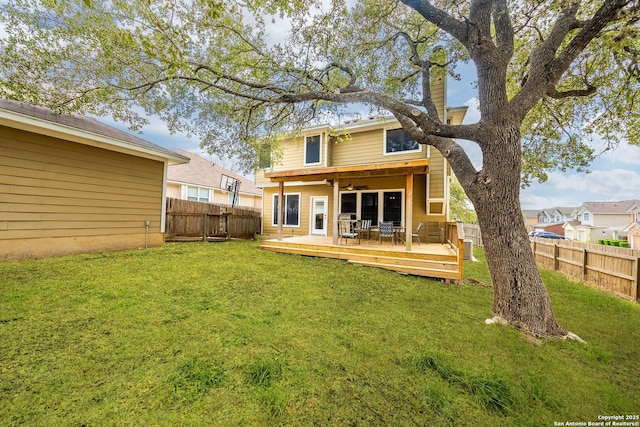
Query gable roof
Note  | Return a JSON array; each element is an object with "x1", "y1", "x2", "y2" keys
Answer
[
  {"x1": 578, "y1": 200, "x2": 640, "y2": 215},
  {"x1": 0, "y1": 99, "x2": 189, "y2": 165},
  {"x1": 168, "y1": 149, "x2": 262, "y2": 196}
]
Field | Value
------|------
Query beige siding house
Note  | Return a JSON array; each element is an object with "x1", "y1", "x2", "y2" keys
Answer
[
  {"x1": 563, "y1": 200, "x2": 640, "y2": 242},
  {"x1": 256, "y1": 78, "x2": 466, "y2": 241},
  {"x1": 167, "y1": 149, "x2": 262, "y2": 210},
  {"x1": 0, "y1": 100, "x2": 189, "y2": 260},
  {"x1": 256, "y1": 78, "x2": 470, "y2": 281}
]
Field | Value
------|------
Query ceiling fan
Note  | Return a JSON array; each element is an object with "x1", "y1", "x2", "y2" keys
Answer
[{"x1": 340, "y1": 179, "x2": 369, "y2": 191}]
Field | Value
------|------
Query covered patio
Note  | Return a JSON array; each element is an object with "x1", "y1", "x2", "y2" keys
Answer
[{"x1": 260, "y1": 158, "x2": 465, "y2": 281}]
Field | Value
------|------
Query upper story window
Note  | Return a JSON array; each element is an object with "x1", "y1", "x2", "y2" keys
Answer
[
  {"x1": 582, "y1": 212, "x2": 590, "y2": 222},
  {"x1": 305, "y1": 135, "x2": 322, "y2": 165},
  {"x1": 187, "y1": 186, "x2": 210, "y2": 203},
  {"x1": 385, "y1": 128, "x2": 420, "y2": 155}
]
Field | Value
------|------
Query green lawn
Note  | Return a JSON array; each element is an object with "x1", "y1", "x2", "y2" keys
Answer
[{"x1": 1, "y1": 240, "x2": 638, "y2": 426}]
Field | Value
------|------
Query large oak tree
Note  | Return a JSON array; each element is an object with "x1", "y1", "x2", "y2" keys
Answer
[{"x1": 1, "y1": 0, "x2": 638, "y2": 337}]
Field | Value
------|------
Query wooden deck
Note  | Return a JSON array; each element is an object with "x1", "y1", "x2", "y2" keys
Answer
[{"x1": 260, "y1": 235, "x2": 463, "y2": 282}]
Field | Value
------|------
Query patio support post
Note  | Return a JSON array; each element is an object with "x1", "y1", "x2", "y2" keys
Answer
[
  {"x1": 332, "y1": 178, "x2": 339, "y2": 245},
  {"x1": 277, "y1": 181, "x2": 284, "y2": 241},
  {"x1": 405, "y1": 173, "x2": 413, "y2": 251}
]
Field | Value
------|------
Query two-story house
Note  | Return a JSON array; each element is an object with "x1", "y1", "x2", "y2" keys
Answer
[
  {"x1": 537, "y1": 207, "x2": 576, "y2": 224},
  {"x1": 563, "y1": 200, "x2": 640, "y2": 242},
  {"x1": 531, "y1": 206, "x2": 577, "y2": 235},
  {"x1": 255, "y1": 77, "x2": 468, "y2": 281}
]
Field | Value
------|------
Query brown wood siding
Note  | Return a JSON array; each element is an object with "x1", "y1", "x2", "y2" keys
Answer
[{"x1": 0, "y1": 126, "x2": 165, "y2": 242}]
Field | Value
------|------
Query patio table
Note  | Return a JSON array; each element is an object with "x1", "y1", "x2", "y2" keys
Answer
[{"x1": 369, "y1": 226, "x2": 406, "y2": 244}]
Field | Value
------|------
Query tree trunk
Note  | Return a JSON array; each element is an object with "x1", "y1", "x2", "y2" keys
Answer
[
  {"x1": 476, "y1": 197, "x2": 566, "y2": 338},
  {"x1": 463, "y1": 124, "x2": 567, "y2": 338}
]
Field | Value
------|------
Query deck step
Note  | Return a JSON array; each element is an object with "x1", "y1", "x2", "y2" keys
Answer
[
  {"x1": 261, "y1": 244, "x2": 457, "y2": 268},
  {"x1": 261, "y1": 243, "x2": 461, "y2": 281},
  {"x1": 260, "y1": 241, "x2": 457, "y2": 262},
  {"x1": 347, "y1": 260, "x2": 462, "y2": 280}
]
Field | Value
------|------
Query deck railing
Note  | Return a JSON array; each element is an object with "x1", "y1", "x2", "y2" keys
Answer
[{"x1": 445, "y1": 222, "x2": 465, "y2": 283}]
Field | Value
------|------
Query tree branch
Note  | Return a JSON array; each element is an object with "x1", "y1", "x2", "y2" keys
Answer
[
  {"x1": 545, "y1": 85, "x2": 597, "y2": 99},
  {"x1": 493, "y1": 0, "x2": 514, "y2": 57},
  {"x1": 399, "y1": 0, "x2": 468, "y2": 45},
  {"x1": 512, "y1": 0, "x2": 632, "y2": 120}
]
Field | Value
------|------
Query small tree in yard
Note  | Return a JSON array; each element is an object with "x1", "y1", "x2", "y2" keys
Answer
[{"x1": 1, "y1": 0, "x2": 639, "y2": 338}]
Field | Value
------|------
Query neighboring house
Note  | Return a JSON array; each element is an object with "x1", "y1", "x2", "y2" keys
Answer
[
  {"x1": 255, "y1": 76, "x2": 467, "y2": 242},
  {"x1": 537, "y1": 207, "x2": 576, "y2": 224},
  {"x1": 0, "y1": 99, "x2": 189, "y2": 260},
  {"x1": 563, "y1": 200, "x2": 640, "y2": 242},
  {"x1": 625, "y1": 201, "x2": 640, "y2": 249},
  {"x1": 626, "y1": 222, "x2": 640, "y2": 250},
  {"x1": 522, "y1": 209, "x2": 539, "y2": 231},
  {"x1": 167, "y1": 149, "x2": 262, "y2": 210},
  {"x1": 530, "y1": 206, "x2": 577, "y2": 235}
]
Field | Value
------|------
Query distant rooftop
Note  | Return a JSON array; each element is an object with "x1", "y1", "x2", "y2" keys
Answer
[{"x1": 168, "y1": 149, "x2": 262, "y2": 196}]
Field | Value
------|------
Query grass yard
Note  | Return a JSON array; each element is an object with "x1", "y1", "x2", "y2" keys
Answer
[{"x1": 1, "y1": 240, "x2": 639, "y2": 426}]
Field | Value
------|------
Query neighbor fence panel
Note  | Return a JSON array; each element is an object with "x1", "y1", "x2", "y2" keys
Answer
[
  {"x1": 165, "y1": 198, "x2": 261, "y2": 240},
  {"x1": 462, "y1": 224, "x2": 483, "y2": 247},
  {"x1": 531, "y1": 238, "x2": 640, "y2": 303}
]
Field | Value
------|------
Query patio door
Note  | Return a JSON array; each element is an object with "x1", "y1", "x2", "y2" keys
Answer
[{"x1": 310, "y1": 196, "x2": 328, "y2": 236}]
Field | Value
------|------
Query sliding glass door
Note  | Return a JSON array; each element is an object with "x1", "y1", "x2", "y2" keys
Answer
[{"x1": 339, "y1": 189, "x2": 404, "y2": 226}]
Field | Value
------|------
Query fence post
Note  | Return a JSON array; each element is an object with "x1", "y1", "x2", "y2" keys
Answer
[
  {"x1": 202, "y1": 213, "x2": 208, "y2": 242},
  {"x1": 582, "y1": 249, "x2": 588, "y2": 281},
  {"x1": 634, "y1": 257, "x2": 640, "y2": 303},
  {"x1": 554, "y1": 243, "x2": 560, "y2": 271},
  {"x1": 532, "y1": 240, "x2": 536, "y2": 260}
]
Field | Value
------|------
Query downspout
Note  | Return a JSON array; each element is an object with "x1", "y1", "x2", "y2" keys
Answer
[{"x1": 161, "y1": 161, "x2": 168, "y2": 233}]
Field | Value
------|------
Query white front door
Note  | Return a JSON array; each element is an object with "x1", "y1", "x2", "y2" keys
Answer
[{"x1": 310, "y1": 196, "x2": 328, "y2": 236}]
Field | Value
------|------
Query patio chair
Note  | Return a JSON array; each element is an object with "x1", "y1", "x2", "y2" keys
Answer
[
  {"x1": 379, "y1": 221, "x2": 395, "y2": 245},
  {"x1": 339, "y1": 219, "x2": 360, "y2": 245},
  {"x1": 357, "y1": 219, "x2": 372, "y2": 240},
  {"x1": 411, "y1": 222, "x2": 423, "y2": 245}
]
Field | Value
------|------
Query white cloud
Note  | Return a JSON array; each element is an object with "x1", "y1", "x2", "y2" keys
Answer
[
  {"x1": 594, "y1": 143, "x2": 640, "y2": 167},
  {"x1": 462, "y1": 97, "x2": 480, "y2": 124},
  {"x1": 521, "y1": 168, "x2": 640, "y2": 209}
]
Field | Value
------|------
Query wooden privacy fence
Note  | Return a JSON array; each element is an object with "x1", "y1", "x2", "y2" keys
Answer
[
  {"x1": 462, "y1": 224, "x2": 483, "y2": 247},
  {"x1": 531, "y1": 238, "x2": 640, "y2": 303},
  {"x1": 165, "y1": 198, "x2": 261, "y2": 240}
]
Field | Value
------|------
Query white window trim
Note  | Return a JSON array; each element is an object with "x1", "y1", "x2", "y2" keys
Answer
[
  {"x1": 186, "y1": 185, "x2": 210, "y2": 203},
  {"x1": 272, "y1": 192, "x2": 302, "y2": 228},
  {"x1": 304, "y1": 134, "x2": 323, "y2": 166},
  {"x1": 383, "y1": 127, "x2": 423, "y2": 156}
]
